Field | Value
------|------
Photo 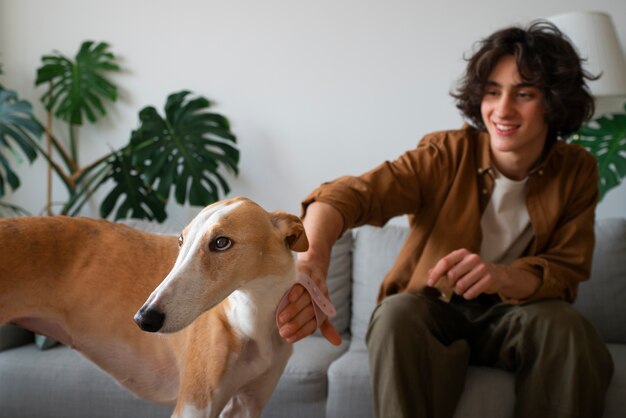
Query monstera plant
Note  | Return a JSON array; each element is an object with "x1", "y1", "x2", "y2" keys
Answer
[
  {"x1": 568, "y1": 104, "x2": 626, "y2": 201},
  {"x1": 96, "y1": 91, "x2": 239, "y2": 221},
  {"x1": 0, "y1": 67, "x2": 43, "y2": 217},
  {"x1": 0, "y1": 40, "x2": 238, "y2": 222}
]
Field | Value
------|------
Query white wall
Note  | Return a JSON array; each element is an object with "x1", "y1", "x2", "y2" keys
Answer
[{"x1": 1, "y1": 0, "x2": 625, "y2": 228}]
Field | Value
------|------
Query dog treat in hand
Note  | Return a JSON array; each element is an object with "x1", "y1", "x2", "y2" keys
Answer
[{"x1": 275, "y1": 272, "x2": 337, "y2": 329}]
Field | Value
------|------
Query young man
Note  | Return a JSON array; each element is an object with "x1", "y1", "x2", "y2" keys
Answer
[{"x1": 276, "y1": 21, "x2": 614, "y2": 418}]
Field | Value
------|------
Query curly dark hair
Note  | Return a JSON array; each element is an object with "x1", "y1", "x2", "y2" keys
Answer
[{"x1": 452, "y1": 20, "x2": 597, "y2": 143}]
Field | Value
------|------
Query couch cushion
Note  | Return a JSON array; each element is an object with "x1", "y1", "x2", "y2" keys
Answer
[
  {"x1": 0, "y1": 325, "x2": 33, "y2": 352},
  {"x1": 0, "y1": 344, "x2": 173, "y2": 418},
  {"x1": 574, "y1": 218, "x2": 626, "y2": 343},
  {"x1": 351, "y1": 225, "x2": 409, "y2": 342},
  {"x1": 264, "y1": 336, "x2": 349, "y2": 418},
  {"x1": 34, "y1": 334, "x2": 59, "y2": 350},
  {"x1": 0, "y1": 338, "x2": 348, "y2": 418},
  {"x1": 326, "y1": 341, "x2": 373, "y2": 418},
  {"x1": 324, "y1": 232, "x2": 353, "y2": 335},
  {"x1": 604, "y1": 343, "x2": 626, "y2": 417}
]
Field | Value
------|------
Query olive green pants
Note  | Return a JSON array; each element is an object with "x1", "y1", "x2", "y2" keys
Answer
[{"x1": 366, "y1": 292, "x2": 614, "y2": 418}]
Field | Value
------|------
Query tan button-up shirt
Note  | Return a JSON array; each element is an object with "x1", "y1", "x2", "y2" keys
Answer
[{"x1": 302, "y1": 125, "x2": 599, "y2": 304}]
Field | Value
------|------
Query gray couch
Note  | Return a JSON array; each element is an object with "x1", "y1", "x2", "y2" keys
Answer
[{"x1": 1, "y1": 217, "x2": 624, "y2": 418}]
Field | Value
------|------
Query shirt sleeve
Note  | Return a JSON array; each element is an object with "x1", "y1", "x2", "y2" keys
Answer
[{"x1": 301, "y1": 133, "x2": 455, "y2": 232}]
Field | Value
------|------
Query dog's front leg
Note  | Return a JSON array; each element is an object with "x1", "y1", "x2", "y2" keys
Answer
[
  {"x1": 172, "y1": 395, "x2": 229, "y2": 418},
  {"x1": 219, "y1": 396, "x2": 261, "y2": 418},
  {"x1": 171, "y1": 377, "x2": 232, "y2": 418},
  {"x1": 220, "y1": 342, "x2": 293, "y2": 418}
]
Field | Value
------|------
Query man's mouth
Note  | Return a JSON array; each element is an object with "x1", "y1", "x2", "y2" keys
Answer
[{"x1": 494, "y1": 123, "x2": 519, "y2": 134}]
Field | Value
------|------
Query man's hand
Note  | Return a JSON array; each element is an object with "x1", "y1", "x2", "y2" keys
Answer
[
  {"x1": 277, "y1": 201, "x2": 344, "y2": 346},
  {"x1": 277, "y1": 282, "x2": 342, "y2": 345},
  {"x1": 427, "y1": 248, "x2": 499, "y2": 300},
  {"x1": 427, "y1": 248, "x2": 541, "y2": 301}
]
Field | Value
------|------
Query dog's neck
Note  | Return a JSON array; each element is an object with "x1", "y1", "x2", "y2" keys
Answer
[{"x1": 225, "y1": 271, "x2": 295, "y2": 339}]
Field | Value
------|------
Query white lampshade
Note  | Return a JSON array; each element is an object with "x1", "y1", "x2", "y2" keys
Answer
[{"x1": 548, "y1": 11, "x2": 626, "y2": 97}]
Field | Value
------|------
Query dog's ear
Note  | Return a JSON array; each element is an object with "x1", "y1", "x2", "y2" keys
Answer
[{"x1": 271, "y1": 212, "x2": 309, "y2": 252}]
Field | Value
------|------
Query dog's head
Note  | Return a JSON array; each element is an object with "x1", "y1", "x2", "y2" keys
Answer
[{"x1": 134, "y1": 197, "x2": 308, "y2": 333}]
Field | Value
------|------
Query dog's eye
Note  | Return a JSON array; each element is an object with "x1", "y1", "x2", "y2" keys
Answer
[
  {"x1": 178, "y1": 235, "x2": 184, "y2": 247},
  {"x1": 211, "y1": 236, "x2": 232, "y2": 252}
]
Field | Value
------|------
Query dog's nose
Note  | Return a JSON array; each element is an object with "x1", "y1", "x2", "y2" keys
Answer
[{"x1": 134, "y1": 306, "x2": 166, "y2": 333}]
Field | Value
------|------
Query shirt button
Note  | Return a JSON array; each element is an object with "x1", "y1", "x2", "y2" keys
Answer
[
  {"x1": 482, "y1": 188, "x2": 488, "y2": 194},
  {"x1": 538, "y1": 169, "x2": 544, "y2": 175}
]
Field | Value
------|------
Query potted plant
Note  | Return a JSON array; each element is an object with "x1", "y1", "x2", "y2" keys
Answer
[
  {"x1": 0, "y1": 41, "x2": 239, "y2": 221},
  {"x1": 568, "y1": 105, "x2": 626, "y2": 201},
  {"x1": 0, "y1": 65, "x2": 43, "y2": 217}
]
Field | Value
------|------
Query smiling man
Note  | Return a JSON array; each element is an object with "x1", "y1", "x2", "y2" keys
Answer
[{"x1": 277, "y1": 21, "x2": 614, "y2": 418}]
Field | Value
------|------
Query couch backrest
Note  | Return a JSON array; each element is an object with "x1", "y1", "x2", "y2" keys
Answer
[
  {"x1": 324, "y1": 232, "x2": 353, "y2": 336},
  {"x1": 345, "y1": 218, "x2": 626, "y2": 344},
  {"x1": 350, "y1": 224, "x2": 409, "y2": 342},
  {"x1": 573, "y1": 217, "x2": 626, "y2": 343}
]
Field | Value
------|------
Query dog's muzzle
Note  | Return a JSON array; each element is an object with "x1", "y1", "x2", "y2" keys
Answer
[{"x1": 134, "y1": 306, "x2": 166, "y2": 333}]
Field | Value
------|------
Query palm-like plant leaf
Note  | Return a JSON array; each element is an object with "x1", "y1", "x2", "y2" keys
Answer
[
  {"x1": 98, "y1": 150, "x2": 167, "y2": 222},
  {"x1": 569, "y1": 105, "x2": 626, "y2": 200},
  {"x1": 35, "y1": 41, "x2": 119, "y2": 125},
  {"x1": 0, "y1": 87, "x2": 43, "y2": 198},
  {"x1": 129, "y1": 90, "x2": 239, "y2": 207}
]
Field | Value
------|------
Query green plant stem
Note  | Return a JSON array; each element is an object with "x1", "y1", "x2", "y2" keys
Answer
[
  {"x1": 48, "y1": 131, "x2": 78, "y2": 173},
  {"x1": 0, "y1": 201, "x2": 33, "y2": 217},
  {"x1": 63, "y1": 163, "x2": 112, "y2": 216},
  {"x1": 46, "y1": 108, "x2": 53, "y2": 216},
  {"x1": 38, "y1": 116, "x2": 78, "y2": 177},
  {"x1": 22, "y1": 131, "x2": 74, "y2": 193},
  {"x1": 69, "y1": 123, "x2": 78, "y2": 168},
  {"x1": 71, "y1": 151, "x2": 115, "y2": 185}
]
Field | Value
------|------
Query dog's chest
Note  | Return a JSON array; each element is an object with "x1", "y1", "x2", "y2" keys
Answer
[
  {"x1": 218, "y1": 309, "x2": 291, "y2": 409},
  {"x1": 225, "y1": 287, "x2": 291, "y2": 372},
  {"x1": 234, "y1": 331, "x2": 289, "y2": 375}
]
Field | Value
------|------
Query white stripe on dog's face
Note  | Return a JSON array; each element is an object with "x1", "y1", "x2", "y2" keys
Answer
[
  {"x1": 140, "y1": 200, "x2": 243, "y2": 332},
  {"x1": 175, "y1": 200, "x2": 242, "y2": 269}
]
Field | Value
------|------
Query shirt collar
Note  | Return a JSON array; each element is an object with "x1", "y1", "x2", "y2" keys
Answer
[{"x1": 471, "y1": 124, "x2": 557, "y2": 178}]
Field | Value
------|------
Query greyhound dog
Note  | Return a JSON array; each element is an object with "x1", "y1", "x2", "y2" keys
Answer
[{"x1": 0, "y1": 197, "x2": 310, "y2": 418}]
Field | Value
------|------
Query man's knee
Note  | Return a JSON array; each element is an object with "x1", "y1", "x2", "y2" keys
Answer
[
  {"x1": 366, "y1": 292, "x2": 431, "y2": 347},
  {"x1": 506, "y1": 300, "x2": 613, "y2": 374},
  {"x1": 513, "y1": 300, "x2": 596, "y2": 340}
]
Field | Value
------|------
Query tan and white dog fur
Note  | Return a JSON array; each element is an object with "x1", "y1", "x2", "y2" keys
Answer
[{"x1": 0, "y1": 197, "x2": 308, "y2": 418}]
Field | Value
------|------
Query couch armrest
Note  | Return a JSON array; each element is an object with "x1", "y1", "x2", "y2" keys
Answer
[{"x1": 0, "y1": 324, "x2": 33, "y2": 352}]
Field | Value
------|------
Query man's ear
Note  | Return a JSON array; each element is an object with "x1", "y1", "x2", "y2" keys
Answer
[{"x1": 271, "y1": 211, "x2": 309, "y2": 252}]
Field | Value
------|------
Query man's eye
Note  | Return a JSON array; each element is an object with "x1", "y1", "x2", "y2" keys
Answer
[{"x1": 211, "y1": 237, "x2": 232, "y2": 252}]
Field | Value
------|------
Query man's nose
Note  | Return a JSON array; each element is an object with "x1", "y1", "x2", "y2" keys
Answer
[{"x1": 495, "y1": 93, "x2": 514, "y2": 117}]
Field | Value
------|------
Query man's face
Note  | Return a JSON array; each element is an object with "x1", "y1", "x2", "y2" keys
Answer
[{"x1": 480, "y1": 55, "x2": 549, "y2": 180}]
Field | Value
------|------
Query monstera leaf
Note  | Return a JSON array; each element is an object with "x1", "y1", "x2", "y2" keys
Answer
[
  {"x1": 569, "y1": 105, "x2": 626, "y2": 200},
  {"x1": 35, "y1": 41, "x2": 119, "y2": 125},
  {"x1": 0, "y1": 87, "x2": 43, "y2": 198},
  {"x1": 98, "y1": 90, "x2": 239, "y2": 221},
  {"x1": 98, "y1": 150, "x2": 168, "y2": 222}
]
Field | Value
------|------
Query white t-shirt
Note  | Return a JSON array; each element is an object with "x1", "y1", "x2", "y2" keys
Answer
[{"x1": 479, "y1": 168, "x2": 534, "y2": 265}]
